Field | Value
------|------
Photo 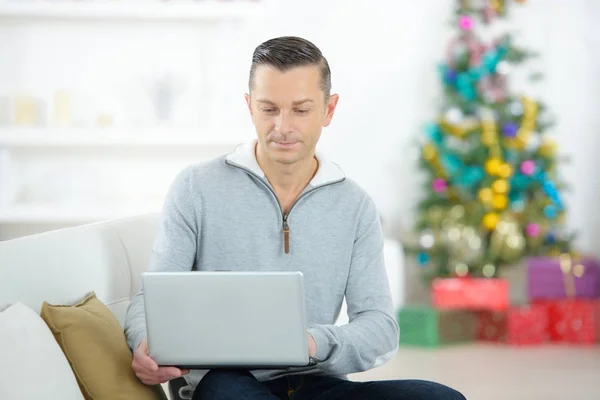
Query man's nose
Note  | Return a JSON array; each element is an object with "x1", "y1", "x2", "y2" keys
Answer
[{"x1": 275, "y1": 112, "x2": 293, "y2": 134}]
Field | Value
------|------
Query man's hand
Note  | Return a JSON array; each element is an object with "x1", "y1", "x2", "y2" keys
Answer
[
  {"x1": 308, "y1": 333, "x2": 317, "y2": 358},
  {"x1": 132, "y1": 339, "x2": 189, "y2": 385}
]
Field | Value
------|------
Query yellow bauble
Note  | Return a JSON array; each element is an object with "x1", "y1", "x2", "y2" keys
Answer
[
  {"x1": 482, "y1": 212, "x2": 500, "y2": 230},
  {"x1": 539, "y1": 140, "x2": 557, "y2": 157},
  {"x1": 492, "y1": 195, "x2": 508, "y2": 210},
  {"x1": 492, "y1": 179, "x2": 509, "y2": 194},
  {"x1": 485, "y1": 158, "x2": 502, "y2": 175},
  {"x1": 490, "y1": 0, "x2": 502, "y2": 12},
  {"x1": 482, "y1": 132, "x2": 497, "y2": 146},
  {"x1": 422, "y1": 144, "x2": 437, "y2": 161},
  {"x1": 478, "y1": 188, "x2": 493, "y2": 203},
  {"x1": 497, "y1": 163, "x2": 513, "y2": 178}
]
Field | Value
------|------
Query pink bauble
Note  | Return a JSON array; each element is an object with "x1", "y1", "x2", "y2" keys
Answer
[
  {"x1": 526, "y1": 223, "x2": 541, "y2": 237},
  {"x1": 432, "y1": 178, "x2": 447, "y2": 193},
  {"x1": 520, "y1": 160, "x2": 536, "y2": 176},
  {"x1": 459, "y1": 15, "x2": 474, "y2": 31}
]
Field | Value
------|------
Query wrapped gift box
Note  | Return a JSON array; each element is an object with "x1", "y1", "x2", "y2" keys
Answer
[
  {"x1": 543, "y1": 299, "x2": 600, "y2": 344},
  {"x1": 432, "y1": 278, "x2": 509, "y2": 311},
  {"x1": 477, "y1": 304, "x2": 549, "y2": 345},
  {"x1": 527, "y1": 256, "x2": 600, "y2": 300},
  {"x1": 398, "y1": 305, "x2": 477, "y2": 347}
]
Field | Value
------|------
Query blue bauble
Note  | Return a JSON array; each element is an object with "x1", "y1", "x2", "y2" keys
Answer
[
  {"x1": 417, "y1": 252, "x2": 430, "y2": 266},
  {"x1": 511, "y1": 174, "x2": 529, "y2": 190},
  {"x1": 545, "y1": 232, "x2": 557, "y2": 244},
  {"x1": 424, "y1": 123, "x2": 443, "y2": 144},
  {"x1": 441, "y1": 153, "x2": 462, "y2": 176},
  {"x1": 445, "y1": 68, "x2": 457, "y2": 84},
  {"x1": 544, "y1": 205, "x2": 558, "y2": 219},
  {"x1": 502, "y1": 122, "x2": 518, "y2": 137}
]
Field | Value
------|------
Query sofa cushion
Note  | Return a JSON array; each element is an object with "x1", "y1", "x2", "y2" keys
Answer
[
  {"x1": 40, "y1": 292, "x2": 167, "y2": 400},
  {"x1": 0, "y1": 223, "x2": 132, "y2": 324},
  {"x1": 0, "y1": 302, "x2": 84, "y2": 400}
]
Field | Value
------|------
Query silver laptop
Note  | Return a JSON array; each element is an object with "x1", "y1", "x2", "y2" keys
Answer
[{"x1": 142, "y1": 271, "x2": 309, "y2": 369}]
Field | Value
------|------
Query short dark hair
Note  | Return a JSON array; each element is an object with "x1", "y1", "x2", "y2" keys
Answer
[{"x1": 249, "y1": 36, "x2": 331, "y2": 97}]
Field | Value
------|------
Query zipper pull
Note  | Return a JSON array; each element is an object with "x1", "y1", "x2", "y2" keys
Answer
[{"x1": 283, "y1": 215, "x2": 290, "y2": 254}]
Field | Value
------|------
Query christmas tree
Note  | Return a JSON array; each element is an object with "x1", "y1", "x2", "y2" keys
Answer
[{"x1": 407, "y1": 0, "x2": 573, "y2": 281}]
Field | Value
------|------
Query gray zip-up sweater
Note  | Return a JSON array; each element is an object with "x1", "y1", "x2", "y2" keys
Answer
[{"x1": 124, "y1": 141, "x2": 399, "y2": 393}]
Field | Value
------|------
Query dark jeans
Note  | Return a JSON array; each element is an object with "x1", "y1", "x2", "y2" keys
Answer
[{"x1": 192, "y1": 369, "x2": 466, "y2": 400}]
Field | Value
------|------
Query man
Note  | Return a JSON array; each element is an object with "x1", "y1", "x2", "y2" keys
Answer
[{"x1": 125, "y1": 36, "x2": 465, "y2": 400}]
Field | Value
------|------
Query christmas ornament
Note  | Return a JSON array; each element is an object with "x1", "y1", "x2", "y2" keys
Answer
[
  {"x1": 445, "y1": 68, "x2": 458, "y2": 83},
  {"x1": 520, "y1": 160, "x2": 536, "y2": 176},
  {"x1": 525, "y1": 134, "x2": 542, "y2": 151},
  {"x1": 492, "y1": 194, "x2": 508, "y2": 210},
  {"x1": 419, "y1": 230, "x2": 436, "y2": 249},
  {"x1": 492, "y1": 179, "x2": 509, "y2": 194},
  {"x1": 485, "y1": 158, "x2": 502, "y2": 175},
  {"x1": 497, "y1": 163, "x2": 513, "y2": 178},
  {"x1": 544, "y1": 204, "x2": 558, "y2": 219},
  {"x1": 545, "y1": 231, "x2": 557, "y2": 244},
  {"x1": 483, "y1": 212, "x2": 500, "y2": 230},
  {"x1": 459, "y1": 15, "x2": 474, "y2": 31},
  {"x1": 482, "y1": 263, "x2": 496, "y2": 278},
  {"x1": 417, "y1": 252, "x2": 430, "y2": 266},
  {"x1": 422, "y1": 143, "x2": 437, "y2": 161},
  {"x1": 511, "y1": 174, "x2": 529, "y2": 190},
  {"x1": 539, "y1": 138, "x2": 557, "y2": 157},
  {"x1": 445, "y1": 108, "x2": 464, "y2": 124},
  {"x1": 454, "y1": 262, "x2": 469, "y2": 277},
  {"x1": 432, "y1": 178, "x2": 448, "y2": 193},
  {"x1": 479, "y1": 187, "x2": 494, "y2": 203},
  {"x1": 496, "y1": 60, "x2": 511, "y2": 75},
  {"x1": 503, "y1": 233, "x2": 525, "y2": 262},
  {"x1": 424, "y1": 122, "x2": 443, "y2": 143},
  {"x1": 502, "y1": 122, "x2": 518, "y2": 137},
  {"x1": 526, "y1": 223, "x2": 541, "y2": 237},
  {"x1": 509, "y1": 100, "x2": 524, "y2": 116},
  {"x1": 510, "y1": 199, "x2": 525, "y2": 212}
]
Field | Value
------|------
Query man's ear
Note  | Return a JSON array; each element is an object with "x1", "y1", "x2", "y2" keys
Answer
[
  {"x1": 244, "y1": 93, "x2": 253, "y2": 116},
  {"x1": 323, "y1": 94, "x2": 339, "y2": 128}
]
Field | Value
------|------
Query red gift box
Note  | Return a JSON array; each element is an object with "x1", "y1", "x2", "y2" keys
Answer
[
  {"x1": 544, "y1": 299, "x2": 600, "y2": 344},
  {"x1": 477, "y1": 304, "x2": 549, "y2": 345},
  {"x1": 432, "y1": 278, "x2": 509, "y2": 311}
]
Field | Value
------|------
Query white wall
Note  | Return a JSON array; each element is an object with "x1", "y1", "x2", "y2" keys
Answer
[{"x1": 1, "y1": 0, "x2": 599, "y2": 255}]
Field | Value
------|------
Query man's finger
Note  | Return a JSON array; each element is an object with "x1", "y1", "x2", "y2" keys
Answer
[
  {"x1": 158, "y1": 366, "x2": 183, "y2": 378},
  {"x1": 135, "y1": 353, "x2": 159, "y2": 372}
]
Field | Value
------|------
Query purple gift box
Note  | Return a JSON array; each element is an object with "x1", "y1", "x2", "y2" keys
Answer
[{"x1": 527, "y1": 256, "x2": 600, "y2": 300}]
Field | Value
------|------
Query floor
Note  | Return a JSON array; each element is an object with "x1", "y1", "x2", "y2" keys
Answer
[
  {"x1": 164, "y1": 344, "x2": 600, "y2": 399},
  {"x1": 349, "y1": 344, "x2": 600, "y2": 400}
]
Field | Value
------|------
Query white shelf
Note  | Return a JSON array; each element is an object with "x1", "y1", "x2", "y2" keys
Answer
[
  {"x1": 0, "y1": 1, "x2": 265, "y2": 21},
  {"x1": 0, "y1": 203, "x2": 160, "y2": 223},
  {"x1": 0, "y1": 128, "x2": 247, "y2": 148}
]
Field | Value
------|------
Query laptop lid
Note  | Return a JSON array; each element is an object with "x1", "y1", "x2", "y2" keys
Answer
[{"x1": 142, "y1": 271, "x2": 309, "y2": 369}]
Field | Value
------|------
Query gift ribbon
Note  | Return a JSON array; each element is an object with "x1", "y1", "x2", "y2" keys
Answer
[{"x1": 559, "y1": 253, "x2": 585, "y2": 297}]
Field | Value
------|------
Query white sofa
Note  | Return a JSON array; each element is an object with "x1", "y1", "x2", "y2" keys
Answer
[
  {"x1": 0, "y1": 213, "x2": 173, "y2": 398},
  {"x1": 0, "y1": 213, "x2": 404, "y2": 399}
]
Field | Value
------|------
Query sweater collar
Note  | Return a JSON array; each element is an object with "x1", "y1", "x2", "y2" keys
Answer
[{"x1": 225, "y1": 140, "x2": 345, "y2": 188}]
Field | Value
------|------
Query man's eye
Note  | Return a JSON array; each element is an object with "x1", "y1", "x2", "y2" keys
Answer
[
  {"x1": 262, "y1": 108, "x2": 277, "y2": 114},
  {"x1": 295, "y1": 109, "x2": 309, "y2": 115}
]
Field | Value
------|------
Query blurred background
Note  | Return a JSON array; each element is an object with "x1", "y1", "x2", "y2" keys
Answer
[
  {"x1": 1, "y1": 0, "x2": 600, "y2": 398},
  {"x1": 1, "y1": 0, "x2": 597, "y2": 246}
]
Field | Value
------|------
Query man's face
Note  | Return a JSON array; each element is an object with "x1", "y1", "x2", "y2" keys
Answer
[{"x1": 245, "y1": 65, "x2": 339, "y2": 165}]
